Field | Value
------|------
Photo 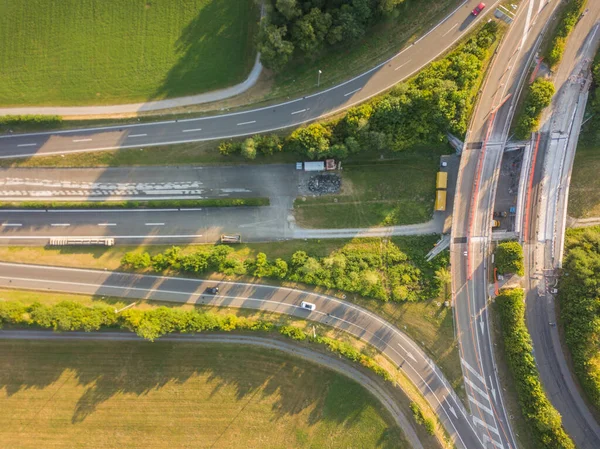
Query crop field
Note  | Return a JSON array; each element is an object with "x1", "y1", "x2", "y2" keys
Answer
[
  {"x1": 0, "y1": 0, "x2": 257, "y2": 106},
  {"x1": 0, "y1": 340, "x2": 404, "y2": 449}
]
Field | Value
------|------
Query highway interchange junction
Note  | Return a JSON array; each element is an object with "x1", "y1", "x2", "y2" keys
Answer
[{"x1": 1, "y1": 1, "x2": 600, "y2": 448}]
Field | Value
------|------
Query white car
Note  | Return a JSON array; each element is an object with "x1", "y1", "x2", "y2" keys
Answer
[{"x1": 300, "y1": 301, "x2": 316, "y2": 311}]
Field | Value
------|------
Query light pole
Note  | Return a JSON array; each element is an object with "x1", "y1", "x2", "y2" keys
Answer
[{"x1": 317, "y1": 70, "x2": 322, "y2": 87}]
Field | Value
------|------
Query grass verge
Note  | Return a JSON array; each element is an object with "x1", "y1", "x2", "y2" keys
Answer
[
  {"x1": 0, "y1": 198, "x2": 269, "y2": 210},
  {"x1": 0, "y1": 0, "x2": 257, "y2": 106},
  {"x1": 0, "y1": 338, "x2": 406, "y2": 449},
  {"x1": 0, "y1": 237, "x2": 462, "y2": 399},
  {"x1": 294, "y1": 145, "x2": 446, "y2": 228}
]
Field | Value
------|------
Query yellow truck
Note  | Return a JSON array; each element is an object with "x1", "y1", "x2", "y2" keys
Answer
[
  {"x1": 436, "y1": 171, "x2": 448, "y2": 190},
  {"x1": 435, "y1": 190, "x2": 447, "y2": 211}
]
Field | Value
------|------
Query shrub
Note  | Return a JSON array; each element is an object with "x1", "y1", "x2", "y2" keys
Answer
[
  {"x1": 0, "y1": 114, "x2": 62, "y2": 132},
  {"x1": 121, "y1": 252, "x2": 151, "y2": 269},
  {"x1": 241, "y1": 138, "x2": 257, "y2": 160},
  {"x1": 495, "y1": 241, "x2": 524, "y2": 276},
  {"x1": 496, "y1": 289, "x2": 575, "y2": 449},
  {"x1": 545, "y1": 0, "x2": 587, "y2": 68},
  {"x1": 279, "y1": 325, "x2": 307, "y2": 341}
]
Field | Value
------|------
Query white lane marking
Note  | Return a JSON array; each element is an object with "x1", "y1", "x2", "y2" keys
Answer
[
  {"x1": 461, "y1": 358, "x2": 486, "y2": 384},
  {"x1": 343, "y1": 88, "x2": 361, "y2": 97},
  {"x1": 145, "y1": 222, "x2": 165, "y2": 226},
  {"x1": 182, "y1": 128, "x2": 202, "y2": 133},
  {"x1": 50, "y1": 223, "x2": 70, "y2": 227},
  {"x1": 442, "y1": 23, "x2": 458, "y2": 37},
  {"x1": 0, "y1": 234, "x2": 203, "y2": 239},
  {"x1": 468, "y1": 394, "x2": 493, "y2": 416},
  {"x1": 394, "y1": 60, "x2": 412, "y2": 71},
  {"x1": 489, "y1": 375, "x2": 498, "y2": 402},
  {"x1": 473, "y1": 416, "x2": 500, "y2": 436},
  {"x1": 464, "y1": 377, "x2": 490, "y2": 400},
  {"x1": 236, "y1": 121, "x2": 256, "y2": 126},
  {"x1": 17, "y1": 143, "x2": 37, "y2": 147},
  {"x1": 397, "y1": 342, "x2": 418, "y2": 362},
  {"x1": 483, "y1": 434, "x2": 505, "y2": 449},
  {"x1": 1, "y1": 223, "x2": 22, "y2": 227},
  {"x1": 521, "y1": 0, "x2": 534, "y2": 48},
  {"x1": 72, "y1": 138, "x2": 92, "y2": 142},
  {"x1": 128, "y1": 134, "x2": 147, "y2": 138},
  {"x1": 98, "y1": 223, "x2": 117, "y2": 227},
  {"x1": 291, "y1": 108, "x2": 307, "y2": 115}
]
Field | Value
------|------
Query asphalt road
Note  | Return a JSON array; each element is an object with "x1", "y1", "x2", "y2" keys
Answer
[
  {"x1": 0, "y1": 261, "x2": 480, "y2": 449},
  {"x1": 0, "y1": 165, "x2": 299, "y2": 201},
  {"x1": 0, "y1": 331, "x2": 426, "y2": 449},
  {"x1": 450, "y1": 1, "x2": 562, "y2": 448},
  {"x1": 0, "y1": 0, "x2": 501, "y2": 159},
  {"x1": 523, "y1": 8, "x2": 600, "y2": 449}
]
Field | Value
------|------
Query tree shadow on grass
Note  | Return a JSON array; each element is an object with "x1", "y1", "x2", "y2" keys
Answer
[
  {"x1": 150, "y1": 0, "x2": 255, "y2": 101},
  {"x1": 0, "y1": 340, "x2": 400, "y2": 447}
]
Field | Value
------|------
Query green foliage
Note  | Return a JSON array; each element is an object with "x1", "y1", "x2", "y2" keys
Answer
[
  {"x1": 409, "y1": 402, "x2": 435, "y2": 435},
  {"x1": 0, "y1": 198, "x2": 270, "y2": 210},
  {"x1": 261, "y1": 0, "x2": 382, "y2": 71},
  {"x1": 241, "y1": 138, "x2": 257, "y2": 160},
  {"x1": 0, "y1": 115, "x2": 62, "y2": 132},
  {"x1": 495, "y1": 241, "x2": 524, "y2": 276},
  {"x1": 495, "y1": 289, "x2": 575, "y2": 449},
  {"x1": 545, "y1": 0, "x2": 588, "y2": 68},
  {"x1": 0, "y1": 299, "x2": 393, "y2": 381},
  {"x1": 287, "y1": 123, "x2": 332, "y2": 159},
  {"x1": 120, "y1": 239, "x2": 447, "y2": 303},
  {"x1": 245, "y1": 22, "x2": 498, "y2": 160},
  {"x1": 515, "y1": 79, "x2": 555, "y2": 139},
  {"x1": 254, "y1": 134, "x2": 282, "y2": 155},
  {"x1": 559, "y1": 228, "x2": 600, "y2": 411}
]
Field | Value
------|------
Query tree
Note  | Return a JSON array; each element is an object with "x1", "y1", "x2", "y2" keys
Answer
[
  {"x1": 287, "y1": 123, "x2": 332, "y2": 159},
  {"x1": 292, "y1": 8, "x2": 332, "y2": 54},
  {"x1": 241, "y1": 138, "x2": 257, "y2": 159},
  {"x1": 275, "y1": 0, "x2": 301, "y2": 21},
  {"x1": 253, "y1": 252, "x2": 271, "y2": 277},
  {"x1": 435, "y1": 267, "x2": 451, "y2": 299},
  {"x1": 258, "y1": 24, "x2": 294, "y2": 71}
]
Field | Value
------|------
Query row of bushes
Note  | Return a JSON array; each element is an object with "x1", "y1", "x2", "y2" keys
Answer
[
  {"x1": 231, "y1": 22, "x2": 499, "y2": 160},
  {"x1": 259, "y1": 0, "x2": 403, "y2": 71},
  {"x1": 0, "y1": 114, "x2": 62, "y2": 133},
  {"x1": 495, "y1": 289, "x2": 575, "y2": 449},
  {"x1": 0, "y1": 198, "x2": 270, "y2": 210},
  {"x1": 545, "y1": 0, "x2": 588, "y2": 68},
  {"x1": 0, "y1": 299, "x2": 391, "y2": 382},
  {"x1": 514, "y1": 78, "x2": 555, "y2": 139},
  {"x1": 121, "y1": 240, "x2": 447, "y2": 302},
  {"x1": 559, "y1": 228, "x2": 600, "y2": 411},
  {"x1": 495, "y1": 241, "x2": 524, "y2": 276}
]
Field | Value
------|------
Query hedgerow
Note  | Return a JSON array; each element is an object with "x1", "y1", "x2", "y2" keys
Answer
[
  {"x1": 495, "y1": 241, "x2": 524, "y2": 276},
  {"x1": 545, "y1": 0, "x2": 588, "y2": 68},
  {"x1": 514, "y1": 79, "x2": 555, "y2": 139},
  {"x1": 121, "y1": 240, "x2": 448, "y2": 302},
  {"x1": 495, "y1": 289, "x2": 574, "y2": 449},
  {"x1": 0, "y1": 299, "x2": 391, "y2": 382}
]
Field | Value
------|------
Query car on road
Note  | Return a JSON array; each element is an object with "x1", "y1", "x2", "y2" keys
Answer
[
  {"x1": 206, "y1": 287, "x2": 219, "y2": 295},
  {"x1": 300, "y1": 301, "x2": 316, "y2": 311},
  {"x1": 472, "y1": 2, "x2": 485, "y2": 16}
]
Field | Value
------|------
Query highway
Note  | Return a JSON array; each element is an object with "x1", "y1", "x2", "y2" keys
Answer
[
  {"x1": 0, "y1": 261, "x2": 481, "y2": 449},
  {"x1": 522, "y1": 6, "x2": 600, "y2": 449},
  {"x1": 450, "y1": 1, "x2": 561, "y2": 448},
  {"x1": 0, "y1": 0, "x2": 501, "y2": 159}
]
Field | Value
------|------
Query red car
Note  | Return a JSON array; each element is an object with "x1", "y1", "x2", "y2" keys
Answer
[{"x1": 472, "y1": 2, "x2": 486, "y2": 16}]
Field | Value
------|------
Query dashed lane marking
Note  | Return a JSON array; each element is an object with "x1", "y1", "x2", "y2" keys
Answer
[
  {"x1": 236, "y1": 121, "x2": 256, "y2": 126},
  {"x1": 343, "y1": 88, "x2": 361, "y2": 97},
  {"x1": 73, "y1": 138, "x2": 92, "y2": 142},
  {"x1": 291, "y1": 109, "x2": 307, "y2": 115},
  {"x1": 17, "y1": 143, "x2": 37, "y2": 147},
  {"x1": 1, "y1": 223, "x2": 22, "y2": 227},
  {"x1": 128, "y1": 134, "x2": 147, "y2": 138},
  {"x1": 50, "y1": 223, "x2": 70, "y2": 227},
  {"x1": 98, "y1": 223, "x2": 117, "y2": 227},
  {"x1": 394, "y1": 60, "x2": 412, "y2": 71},
  {"x1": 145, "y1": 223, "x2": 165, "y2": 226},
  {"x1": 442, "y1": 23, "x2": 458, "y2": 37},
  {"x1": 182, "y1": 128, "x2": 202, "y2": 133}
]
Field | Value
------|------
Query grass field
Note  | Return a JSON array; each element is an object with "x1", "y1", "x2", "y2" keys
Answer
[
  {"x1": 0, "y1": 340, "x2": 406, "y2": 449},
  {"x1": 0, "y1": 0, "x2": 257, "y2": 106},
  {"x1": 294, "y1": 146, "x2": 447, "y2": 228},
  {"x1": 568, "y1": 112, "x2": 600, "y2": 218}
]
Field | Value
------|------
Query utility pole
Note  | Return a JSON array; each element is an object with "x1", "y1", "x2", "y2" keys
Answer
[{"x1": 317, "y1": 70, "x2": 322, "y2": 87}]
